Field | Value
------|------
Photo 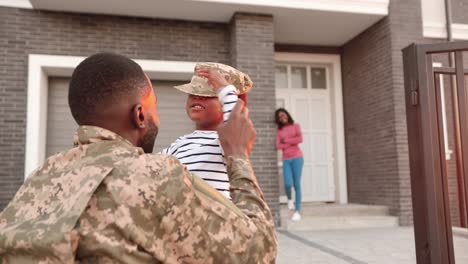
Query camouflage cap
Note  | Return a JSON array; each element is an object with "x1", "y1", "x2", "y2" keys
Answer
[{"x1": 174, "y1": 62, "x2": 253, "y2": 97}]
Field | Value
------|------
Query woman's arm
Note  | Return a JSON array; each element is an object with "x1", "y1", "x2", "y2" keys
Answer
[
  {"x1": 276, "y1": 131, "x2": 290, "y2": 149},
  {"x1": 283, "y1": 124, "x2": 303, "y2": 145}
]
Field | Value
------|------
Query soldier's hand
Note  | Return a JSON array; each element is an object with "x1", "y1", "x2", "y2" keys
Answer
[
  {"x1": 196, "y1": 67, "x2": 230, "y2": 92},
  {"x1": 217, "y1": 100, "x2": 256, "y2": 157}
]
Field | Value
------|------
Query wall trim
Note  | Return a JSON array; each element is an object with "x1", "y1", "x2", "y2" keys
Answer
[
  {"x1": 198, "y1": 0, "x2": 388, "y2": 15},
  {"x1": 0, "y1": 0, "x2": 388, "y2": 15},
  {"x1": 424, "y1": 23, "x2": 468, "y2": 40},
  {"x1": 25, "y1": 54, "x2": 196, "y2": 178},
  {"x1": 0, "y1": 0, "x2": 33, "y2": 9},
  {"x1": 275, "y1": 52, "x2": 348, "y2": 204},
  {"x1": 275, "y1": 44, "x2": 341, "y2": 54}
]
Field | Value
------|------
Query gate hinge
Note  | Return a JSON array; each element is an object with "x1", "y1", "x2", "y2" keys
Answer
[
  {"x1": 411, "y1": 90, "x2": 419, "y2": 106},
  {"x1": 410, "y1": 79, "x2": 419, "y2": 106}
]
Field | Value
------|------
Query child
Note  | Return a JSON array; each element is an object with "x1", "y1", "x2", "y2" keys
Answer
[{"x1": 161, "y1": 63, "x2": 252, "y2": 199}]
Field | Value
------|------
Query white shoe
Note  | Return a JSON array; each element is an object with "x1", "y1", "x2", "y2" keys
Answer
[
  {"x1": 287, "y1": 200, "x2": 294, "y2": 210},
  {"x1": 291, "y1": 211, "x2": 301, "y2": 221}
]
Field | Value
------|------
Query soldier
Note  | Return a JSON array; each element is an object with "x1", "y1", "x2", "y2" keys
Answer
[{"x1": 0, "y1": 53, "x2": 277, "y2": 263}]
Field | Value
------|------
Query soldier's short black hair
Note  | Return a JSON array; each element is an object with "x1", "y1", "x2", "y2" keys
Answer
[{"x1": 68, "y1": 52, "x2": 149, "y2": 125}]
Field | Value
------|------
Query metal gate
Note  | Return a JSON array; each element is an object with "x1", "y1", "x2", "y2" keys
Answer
[{"x1": 403, "y1": 42, "x2": 468, "y2": 264}]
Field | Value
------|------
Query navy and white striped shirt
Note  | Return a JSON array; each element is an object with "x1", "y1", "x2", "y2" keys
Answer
[{"x1": 161, "y1": 85, "x2": 238, "y2": 199}]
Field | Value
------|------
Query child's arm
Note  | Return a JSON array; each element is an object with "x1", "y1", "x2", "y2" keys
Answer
[
  {"x1": 159, "y1": 136, "x2": 183, "y2": 155},
  {"x1": 217, "y1": 85, "x2": 238, "y2": 122},
  {"x1": 160, "y1": 145, "x2": 171, "y2": 155},
  {"x1": 159, "y1": 143, "x2": 174, "y2": 155},
  {"x1": 196, "y1": 67, "x2": 239, "y2": 122}
]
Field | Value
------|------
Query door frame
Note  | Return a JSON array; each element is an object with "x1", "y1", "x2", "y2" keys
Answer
[{"x1": 275, "y1": 52, "x2": 348, "y2": 204}]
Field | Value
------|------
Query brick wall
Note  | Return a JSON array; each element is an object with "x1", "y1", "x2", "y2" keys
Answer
[
  {"x1": 229, "y1": 13, "x2": 280, "y2": 223},
  {"x1": 0, "y1": 7, "x2": 279, "y2": 217},
  {"x1": 388, "y1": 0, "x2": 425, "y2": 225},
  {"x1": 341, "y1": 17, "x2": 398, "y2": 216},
  {"x1": 341, "y1": 0, "x2": 424, "y2": 225},
  {"x1": 452, "y1": 0, "x2": 468, "y2": 24},
  {"x1": 343, "y1": 0, "x2": 465, "y2": 226}
]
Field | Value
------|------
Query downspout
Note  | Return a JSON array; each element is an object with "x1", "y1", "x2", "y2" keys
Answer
[{"x1": 445, "y1": 0, "x2": 453, "y2": 42}]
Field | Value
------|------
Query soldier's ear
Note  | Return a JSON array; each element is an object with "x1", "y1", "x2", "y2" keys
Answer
[{"x1": 131, "y1": 104, "x2": 146, "y2": 129}]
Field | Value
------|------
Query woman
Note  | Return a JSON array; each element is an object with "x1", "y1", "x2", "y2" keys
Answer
[{"x1": 275, "y1": 108, "x2": 303, "y2": 221}]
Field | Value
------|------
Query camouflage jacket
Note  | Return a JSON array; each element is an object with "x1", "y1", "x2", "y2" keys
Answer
[{"x1": 0, "y1": 126, "x2": 277, "y2": 264}]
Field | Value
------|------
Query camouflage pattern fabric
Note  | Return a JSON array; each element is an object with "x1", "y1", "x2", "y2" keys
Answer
[
  {"x1": 0, "y1": 126, "x2": 277, "y2": 263},
  {"x1": 174, "y1": 62, "x2": 253, "y2": 97}
]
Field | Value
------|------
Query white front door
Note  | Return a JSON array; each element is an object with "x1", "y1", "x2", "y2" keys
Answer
[{"x1": 275, "y1": 64, "x2": 336, "y2": 202}]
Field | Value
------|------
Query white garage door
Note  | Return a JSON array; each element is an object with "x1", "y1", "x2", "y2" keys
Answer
[
  {"x1": 152, "y1": 80, "x2": 193, "y2": 152},
  {"x1": 46, "y1": 78, "x2": 75, "y2": 157},
  {"x1": 46, "y1": 78, "x2": 193, "y2": 156}
]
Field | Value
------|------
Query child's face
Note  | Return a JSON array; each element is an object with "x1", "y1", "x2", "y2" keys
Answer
[{"x1": 186, "y1": 95, "x2": 223, "y2": 130}]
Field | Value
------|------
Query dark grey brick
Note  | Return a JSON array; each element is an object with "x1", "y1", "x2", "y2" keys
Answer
[
  {"x1": 341, "y1": 0, "x2": 424, "y2": 225},
  {"x1": 230, "y1": 13, "x2": 280, "y2": 224}
]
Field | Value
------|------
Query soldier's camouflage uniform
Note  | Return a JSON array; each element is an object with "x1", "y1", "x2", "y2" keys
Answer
[{"x1": 0, "y1": 126, "x2": 277, "y2": 263}]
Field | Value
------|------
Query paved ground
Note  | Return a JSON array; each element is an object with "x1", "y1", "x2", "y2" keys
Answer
[{"x1": 276, "y1": 227, "x2": 468, "y2": 264}]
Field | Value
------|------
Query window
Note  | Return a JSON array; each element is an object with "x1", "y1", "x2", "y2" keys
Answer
[
  {"x1": 275, "y1": 65, "x2": 288, "y2": 89},
  {"x1": 291, "y1": 66, "x2": 307, "y2": 89},
  {"x1": 275, "y1": 64, "x2": 327, "y2": 90},
  {"x1": 311, "y1": 67, "x2": 327, "y2": 89}
]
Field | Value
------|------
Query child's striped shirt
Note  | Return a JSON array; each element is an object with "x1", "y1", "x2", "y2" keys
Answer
[{"x1": 161, "y1": 85, "x2": 238, "y2": 199}]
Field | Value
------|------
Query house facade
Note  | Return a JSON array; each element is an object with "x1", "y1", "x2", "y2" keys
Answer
[{"x1": 1, "y1": 0, "x2": 467, "y2": 226}]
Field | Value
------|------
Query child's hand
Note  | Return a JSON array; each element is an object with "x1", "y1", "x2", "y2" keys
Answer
[{"x1": 196, "y1": 67, "x2": 230, "y2": 92}]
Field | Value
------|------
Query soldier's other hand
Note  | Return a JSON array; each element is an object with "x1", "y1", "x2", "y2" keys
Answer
[
  {"x1": 196, "y1": 67, "x2": 230, "y2": 92},
  {"x1": 217, "y1": 100, "x2": 256, "y2": 158}
]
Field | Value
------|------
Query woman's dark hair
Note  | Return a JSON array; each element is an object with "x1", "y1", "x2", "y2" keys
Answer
[{"x1": 275, "y1": 108, "x2": 294, "y2": 129}]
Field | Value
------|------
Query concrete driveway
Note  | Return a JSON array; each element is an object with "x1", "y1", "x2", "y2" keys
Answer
[{"x1": 276, "y1": 227, "x2": 468, "y2": 264}]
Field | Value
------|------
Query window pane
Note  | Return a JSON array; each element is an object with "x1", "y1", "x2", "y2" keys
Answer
[
  {"x1": 291, "y1": 66, "x2": 307, "y2": 89},
  {"x1": 311, "y1": 67, "x2": 326, "y2": 89},
  {"x1": 275, "y1": 66, "x2": 287, "y2": 89}
]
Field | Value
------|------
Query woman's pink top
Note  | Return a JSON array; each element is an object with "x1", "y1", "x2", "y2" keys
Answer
[{"x1": 276, "y1": 123, "x2": 303, "y2": 160}]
